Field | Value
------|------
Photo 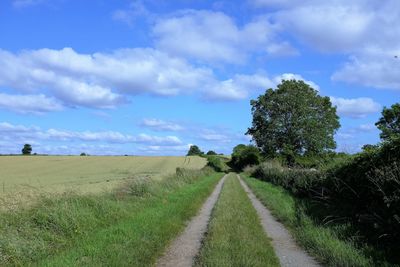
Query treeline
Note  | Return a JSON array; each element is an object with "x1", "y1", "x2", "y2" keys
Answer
[{"x1": 241, "y1": 80, "x2": 400, "y2": 265}]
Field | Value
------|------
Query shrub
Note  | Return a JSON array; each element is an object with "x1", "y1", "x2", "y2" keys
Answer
[
  {"x1": 253, "y1": 140, "x2": 400, "y2": 264},
  {"x1": 206, "y1": 156, "x2": 228, "y2": 173},
  {"x1": 230, "y1": 144, "x2": 260, "y2": 171},
  {"x1": 253, "y1": 161, "x2": 325, "y2": 197}
]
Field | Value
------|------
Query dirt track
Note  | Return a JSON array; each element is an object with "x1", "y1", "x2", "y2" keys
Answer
[
  {"x1": 156, "y1": 174, "x2": 227, "y2": 267},
  {"x1": 238, "y1": 175, "x2": 321, "y2": 267}
]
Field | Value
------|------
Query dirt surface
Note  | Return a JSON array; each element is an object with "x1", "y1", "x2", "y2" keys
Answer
[
  {"x1": 238, "y1": 175, "x2": 321, "y2": 267},
  {"x1": 156, "y1": 174, "x2": 227, "y2": 267}
]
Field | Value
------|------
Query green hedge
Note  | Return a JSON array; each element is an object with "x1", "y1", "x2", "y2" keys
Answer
[{"x1": 252, "y1": 141, "x2": 400, "y2": 264}]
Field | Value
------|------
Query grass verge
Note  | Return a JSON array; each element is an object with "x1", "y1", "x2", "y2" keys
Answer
[
  {"x1": 195, "y1": 174, "x2": 280, "y2": 267},
  {"x1": 243, "y1": 175, "x2": 376, "y2": 267},
  {"x1": 0, "y1": 168, "x2": 222, "y2": 266}
]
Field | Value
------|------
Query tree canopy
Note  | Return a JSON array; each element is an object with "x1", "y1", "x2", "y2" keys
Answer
[
  {"x1": 21, "y1": 144, "x2": 32, "y2": 155},
  {"x1": 230, "y1": 144, "x2": 260, "y2": 170},
  {"x1": 375, "y1": 103, "x2": 400, "y2": 142},
  {"x1": 186, "y1": 145, "x2": 203, "y2": 156},
  {"x1": 247, "y1": 79, "x2": 340, "y2": 164},
  {"x1": 206, "y1": 150, "x2": 217, "y2": 155}
]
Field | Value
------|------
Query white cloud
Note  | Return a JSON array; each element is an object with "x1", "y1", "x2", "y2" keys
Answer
[
  {"x1": 0, "y1": 46, "x2": 322, "y2": 107},
  {"x1": 332, "y1": 51, "x2": 400, "y2": 90},
  {"x1": 199, "y1": 133, "x2": 231, "y2": 142},
  {"x1": 274, "y1": 4, "x2": 373, "y2": 52},
  {"x1": 358, "y1": 123, "x2": 377, "y2": 132},
  {"x1": 0, "y1": 47, "x2": 214, "y2": 108},
  {"x1": 273, "y1": 73, "x2": 320, "y2": 91},
  {"x1": 0, "y1": 93, "x2": 63, "y2": 114},
  {"x1": 330, "y1": 96, "x2": 381, "y2": 118},
  {"x1": 204, "y1": 73, "x2": 274, "y2": 100},
  {"x1": 251, "y1": 0, "x2": 400, "y2": 90},
  {"x1": 153, "y1": 10, "x2": 296, "y2": 64},
  {"x1": 134, "y1": 134, "x2": 182, "y2": 145},
  {"x1": 141, "y1": 118, "x2": 184, "y2": 131},
  {"x1": 0, "y1": 122, "x2": 182, "y2": 146},
  {"x1": 112, "y1": 0, "x2": 150, "y2": 25}
]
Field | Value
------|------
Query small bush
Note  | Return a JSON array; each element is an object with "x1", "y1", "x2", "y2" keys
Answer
[{"x1": 206, "y1": 156, "x2": 228, "y2": 173}]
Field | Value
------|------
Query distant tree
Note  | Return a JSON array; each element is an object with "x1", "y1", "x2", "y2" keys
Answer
[
  {"x1": 21, "y1": 144, "x2": 32, "y2": 155},
  {"x1": 230, "y1": 144, "x2": 260, "y2": 171},
  {"x1": 206, "y1": 150, "x2": 217, "y2": 155},
  {"x1": 80, "y1": 152, "x2": 87, "y2": 156},
  {"x1": 247, "y1": 79, "x2": 340, "y2": 165},
  {"x1": 187, "y1": 145, "x2": 203, "y2": 156},
  {"x1": 375, "y1": 103, "x2": 400, "y2": 142}
]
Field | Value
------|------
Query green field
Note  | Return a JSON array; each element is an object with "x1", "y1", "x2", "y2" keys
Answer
[{"x1": 0, "y1": 156, "x2": 206, "y2": 195}]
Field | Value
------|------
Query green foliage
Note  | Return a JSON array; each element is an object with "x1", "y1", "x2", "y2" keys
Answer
[
  {"x1": 187, "y1": 145, "x2": 204, "y2": 156},
  {"x1": 206, "y1": 155, "x2": 229, "y2": 173},
  {"x1": 376, "y1": 102, "x2": 400, "y2": 142},
  {"x1": 293, "y1": 152, "x2": 352, "y2": 170},
  {"x1": 252, "y1": 139, "x2": 400, "y2": 264},
  {"x1": 252, "y1": 161, "x2": 325, "y2": 197},
  {"x1": 80, "y1": 152, "x2": 87, "y2": 156},
  {"x1": 244, "y1": 176, "x2": 375, "y2": 267},
  {"x1": 206, "y1": 150, "x2": 217, "y2": 155},
  {"x1": 230, "y1": 144, "x2": 260, "y2": 171},
  {"x1": 21, "y1": 144, "x2": 32, "y2": 155},
  {"x1": 324, "y1": 139, "x2": 400, "y2": 262},
  {"x1": 247, "y1": 79, "x2": 340, "y2": 165}
]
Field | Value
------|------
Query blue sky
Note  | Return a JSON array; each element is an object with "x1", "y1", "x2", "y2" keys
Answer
[{"x1": 0, "y1": 0, "x2": 399, "y2": 155}]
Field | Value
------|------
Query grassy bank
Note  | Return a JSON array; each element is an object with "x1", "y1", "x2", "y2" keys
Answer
[
  {"x1": 243, "y1": 175, "x2": 376, "y2": 267},
  {"x1": 195, "y1": 174, "x2": 280, "y2": 267},
  {"x1": 0, "y1": 168, "x2": 222, "y2": 266}
]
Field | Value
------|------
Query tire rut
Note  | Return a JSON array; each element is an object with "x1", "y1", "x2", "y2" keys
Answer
[
  {"x1": 238, "y1": 175, "x2": 321, "y2": 267},
  {"x1": 156, "y1": 174, "x2": 227, "y2": 267}
]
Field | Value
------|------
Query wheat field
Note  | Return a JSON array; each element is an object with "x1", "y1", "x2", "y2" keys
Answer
[{"x1": 0, "y1": 155, "x2": 206, "y2": 195}]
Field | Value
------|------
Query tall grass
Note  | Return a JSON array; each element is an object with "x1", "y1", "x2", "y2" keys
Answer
[
  {"x1": 0, "y1": 167, "x2": 221, "y2": 266},
  {"x1": 243, "y1": 176, "x2": 374, "y2": 267}
]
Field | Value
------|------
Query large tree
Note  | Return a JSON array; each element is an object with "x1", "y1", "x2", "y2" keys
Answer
[
  {"x1": 375, "y1": 103, "x2": 400, "y2": 142},
  {"x1": 247, "y1": 80, "x2": 340, "y2": 164},
  {"x1": 21, "y1": 144, "x2": 32, "y2": 155},
  {"x1": 186, "y1": 145, "x2": 203, "y2": 156}
]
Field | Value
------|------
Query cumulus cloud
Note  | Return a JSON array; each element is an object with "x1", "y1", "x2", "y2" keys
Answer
[
  {"x1": 204, "y1": 73, "x2": 274, "y2": 100},
  {"x1": 274, "y1": 4, "x2": 373, "y2": 52},
  {"x1": 0, "y1": 93, "x2": 63, "y2": 114},
  {"x1": 141, "y1": 118, "x2": 184, "y2": 131},
  {"x1": 153, "y1": 10, "x2": 296, "y2": 64},
  {"x1": 0, "y1": 47, "x2": 212, "y2": 99},
  {"x1": 250, "y1": 0, "x2": 400, "y2": 90},
  {"x1": 1, "y1": 47, "x2": 281, "y2": 108},
  {"x1": 273, "y1": 73, "x2": 320, "y2": 90},
  {"x1": 0, "y1": 122, "x2": 182, "y2": 146},
  {"x1": 330, "y1": 96, "x2": 381, "y2": 118},
  {"x1": 332, "y1": 51, "x2": 400, "y2": 90}
]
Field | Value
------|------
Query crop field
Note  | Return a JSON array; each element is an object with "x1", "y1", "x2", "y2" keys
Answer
[{"x1": 0, "y1": 155, "x2": 206, "y2": 195}]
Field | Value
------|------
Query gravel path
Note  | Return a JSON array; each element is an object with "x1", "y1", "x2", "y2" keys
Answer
[
  {"x1": 238, "y1": 175, "x2": 321, "y2": 267},
  {"x1": 156, "y1": 174, "x2": 227, "y2": 267}
]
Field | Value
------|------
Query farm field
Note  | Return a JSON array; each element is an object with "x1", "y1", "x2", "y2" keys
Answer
[{"x1": 0, "y1": 156, "x2": 206, "y2": 195}]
